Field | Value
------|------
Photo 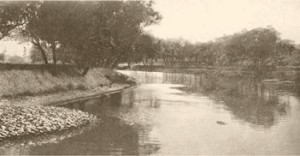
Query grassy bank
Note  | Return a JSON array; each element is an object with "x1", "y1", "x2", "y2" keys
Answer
[{"x1": 0, "y1": 64, "x2": 135, "y2": 97}]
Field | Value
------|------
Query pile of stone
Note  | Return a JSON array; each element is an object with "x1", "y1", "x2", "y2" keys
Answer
[{"x1": 0, "y1": 106, "x2": 96, "y2": 141}]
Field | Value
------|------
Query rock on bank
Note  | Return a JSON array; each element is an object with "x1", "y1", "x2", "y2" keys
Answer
[{"x1": 0, "y1": 105, "x2": 96, "y2": 141}]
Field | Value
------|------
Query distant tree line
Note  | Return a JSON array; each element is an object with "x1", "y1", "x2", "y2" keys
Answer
[
  {"x1": 0, "y1": 1, "x2": 161, "y2": 74},
  {"x1": 146, "y1": 26, "x2": 299, "y2": 76}
]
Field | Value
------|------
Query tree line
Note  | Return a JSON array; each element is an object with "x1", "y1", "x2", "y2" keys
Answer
[
  {"x1": 0, "y1": 1, "x2": 161, "y2": 74},
  {"x1": 155, "y1": 26, "x2": 299, "y2": 72},
  {"x1": 1, "y1": 2, "x2": 299, "y2": 75}
]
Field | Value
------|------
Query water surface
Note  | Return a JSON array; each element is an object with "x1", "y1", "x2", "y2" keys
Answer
[{"x1": 1, "y1": 70, "x2": 300, "y2": 155}]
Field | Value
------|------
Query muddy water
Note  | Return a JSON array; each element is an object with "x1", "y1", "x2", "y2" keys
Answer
[{"x1": 1, "y1": 70, "x2": 300, "y2": 155}]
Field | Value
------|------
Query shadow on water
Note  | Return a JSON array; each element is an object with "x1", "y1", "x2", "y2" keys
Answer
[
  {"x1": 162, "y1": 71, "x2": 291, "y2": 128},
  {"x1": 0, "y1": 121, "x2": 97, "y2": 155},
  {"x1": 293, "y1": 71, "x2": 300, "y2": 97},
  {"x1": 0, "y1": 91, "x2": 160, "y2": 155},
  {"x1": 36, "y1": 91, "x2": 160, "y2": 155}
]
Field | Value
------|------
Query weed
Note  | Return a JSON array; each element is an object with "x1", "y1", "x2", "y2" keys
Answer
[{"x1": 77, "y1": 84, "x2": 88, "y2": 90}]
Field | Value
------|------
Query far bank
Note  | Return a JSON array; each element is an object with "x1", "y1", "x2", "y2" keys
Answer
[{"x1": 127, "y1": 65, "x2": 300, "y2": 82}]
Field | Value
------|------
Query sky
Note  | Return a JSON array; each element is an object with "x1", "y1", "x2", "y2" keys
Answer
[
  {"x1": 1, "y1": 0, "x2": 300, "y2": 56},
  {"x1": 145, "y1": 0, "x2": 300, "y2": 43},
  {"x1": 0, "y1": 40, "x2": 31, "y2": 57}
]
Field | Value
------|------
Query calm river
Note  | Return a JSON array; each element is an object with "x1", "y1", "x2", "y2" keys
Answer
[{"x1": 1, "y1": 70, "x2": 300, "y2": 155}]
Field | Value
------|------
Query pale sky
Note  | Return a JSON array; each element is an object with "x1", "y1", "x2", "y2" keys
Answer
[
  {"x1": 1, "y1": 0, "x2": 300, "y2": 56},
  {"x1": 0, "y1": 40, "x2": 31, "y2": 57},
  {"x1": 145, "y1": 0, "x2": 300, "y2": 43}
]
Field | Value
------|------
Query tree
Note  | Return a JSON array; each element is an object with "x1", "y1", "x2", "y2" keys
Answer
[
  {"x1": 0, "y1": 47, "x2": 6, "y2": 62},
  {"x1": 51, "y1": 1, "x2": 161, "y2": 73},
  {"x1": 218, "y1": 26, "x2": 281, "y2": 75},
  {"x1": 0, "y1": 1, "x2": 29, "y2": 40},
  {"x1": 25, "y1": 1, "x2": 72, "y2": 65},
  {"x1": 0, "y1": 1, "x2": 51, "y2": 64},
  {"x1": 155, "y1": 26, "x2": 293, "y2": 72},
  {"x1": 1, "y1": 1, "x2": 161, "y2": 72},
  {"x1": 105, "y1": 1, "x2": 161, "y2": 67},
  {"x1": 29, "y1": 44, "x2": 51, "y2": 64},
  {"x1": 134, "y1": 33, "x2": 159, "y2": 66},
  {"x1": 275, "y1": 39, "x2": 295, "y2": 66},
  {"x1": 0, "y1": 53, "x2": 5, "y2": 62},
  {"x1": 159, "y1": 39, "x2": 182, "y2": 66},
  {"x1": 242, "y1": 27, "x2": 279, "y2": 71}
]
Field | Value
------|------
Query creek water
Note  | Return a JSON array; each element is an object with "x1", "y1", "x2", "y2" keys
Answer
[{"x1": 1, "y1": 70, "x2": 300, "y2": 155}]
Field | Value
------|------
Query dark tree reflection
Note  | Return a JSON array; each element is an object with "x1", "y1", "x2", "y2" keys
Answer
[
  {"x1": 5, "y1": 90, "x2": 161, "y2": 155},
  {"x1": 294, "y1": 72, "x2": 300, "y2": 97},
  {"x1": 163, "y1": 72, "x2": 291, "y2": 128},
  {"x1": 25, "y1": 116, "x2": 160, "y2": 155}
]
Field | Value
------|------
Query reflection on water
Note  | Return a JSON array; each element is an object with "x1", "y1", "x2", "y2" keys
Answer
[
  {"x1": 0, "y1": 120, "x2": 97, "y2": 155},
  {"x1": 1, "y1": 70, "x2": 300, "y2": 155},
  {"x1": 127, "y1": 71, "x2": 293, "y2": 128},
  {"x1": 164, "y1": 72, "x2": 291, "y2": 128}
]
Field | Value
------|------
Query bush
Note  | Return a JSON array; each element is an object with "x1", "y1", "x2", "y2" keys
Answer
[
  {"x1": 67, "y1": 83, "x2": 75, "y2": 90},
  {"x1": 77, "y1": 84, "x2": 88, "y2": 90}
]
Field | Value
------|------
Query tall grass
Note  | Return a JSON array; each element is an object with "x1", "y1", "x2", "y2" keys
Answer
[{"x1": 0, "y1": 65, "x2": 115, "y2": 97}]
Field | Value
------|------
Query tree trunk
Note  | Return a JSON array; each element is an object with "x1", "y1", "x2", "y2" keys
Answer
[
  {"x1": 127, "y1": 60, "x2": 131, "y2": 68},
  {"x1": 51, "y1": 43, "x2": 57, "y2": 65},
  {"x1": 81, "y1": 66, "x2": 89, "y2": 76},
  {"x1": 162, "y1": 57, "x2": 167, "y2": 66},
  {"x1": 31, "y1": 40, "x2": 48, "y2": 64}
]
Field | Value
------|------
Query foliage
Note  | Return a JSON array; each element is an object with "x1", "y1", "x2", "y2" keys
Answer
[
  {"x1": 155, "y1": 26, "x2": 297, "y2": 74},
  {"x1": 33, "y1": 1, "x2": 161, "y2": 70},
  {"x1": 0, "y1": 1, "x2": 161, "y2": 74},
  {"x1": 133, "y1": 33, "x2": 160, "y2": 66},
  {"x1": 0, "y1": 1, "x2": 29, "y2": 40},
  {"x1": 30, "y1": 44, "x2": 51, "y2": 64},
  {"x1": 2, "y1": 2, "x2": 299, "y2": 74}
]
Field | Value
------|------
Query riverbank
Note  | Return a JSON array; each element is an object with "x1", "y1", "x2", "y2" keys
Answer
[
  {"x1": 0, "y1": 64, "x2": 136, "y2": 97},
  {"x1": 0, "y1": 64, "x2": 137, "y2": 107},
  {"x1": 130, "y1": 65, "x2": 298, "y2": 81},
  {"x1": 0, "y1": 83, "x2": 134, "y2": 142},
  {"x1": 0, "y1": 64, "x2": 137, "y2": 142},
  {"x1": 0, "y1": 83, "x2": 132, "y2": 107},
  {"x1": 130, "y1": 65, "x2": 255, "y2": 76},
  {"x1": 0, "y1": 106, "x2": 96, "y2": 141}
]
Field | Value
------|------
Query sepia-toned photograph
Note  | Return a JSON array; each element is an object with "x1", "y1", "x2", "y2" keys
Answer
[{"x1": 0, "y1": 0, "x2": 300, "y2": 155}]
